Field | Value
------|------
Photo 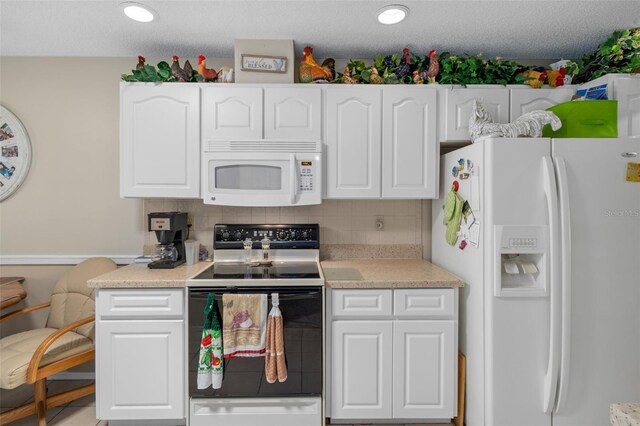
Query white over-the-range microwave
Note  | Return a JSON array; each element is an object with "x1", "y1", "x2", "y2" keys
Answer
[{"x1": 201, "y1": 140, "x2": 322, "y2": 207}]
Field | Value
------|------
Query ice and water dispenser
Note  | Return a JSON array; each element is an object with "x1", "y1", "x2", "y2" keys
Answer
[{"x1": 494, "y1": 225, "x2": 548, "y2": 297}]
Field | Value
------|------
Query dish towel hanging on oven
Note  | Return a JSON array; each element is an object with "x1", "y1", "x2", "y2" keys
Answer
[
  {"x1": 265, "y1": 293, "x2": 288, "y2": 383},
  {"x1": 197, "y1": 293, "x2": 223, "y2": 389},
  {"x1": 222, "y1": 294, "x2": 267, "y2": 358}
]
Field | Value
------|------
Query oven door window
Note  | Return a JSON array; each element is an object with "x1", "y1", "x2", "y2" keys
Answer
[{"x1": 189, "y1": 288, "x2": 322, "y2": 398}]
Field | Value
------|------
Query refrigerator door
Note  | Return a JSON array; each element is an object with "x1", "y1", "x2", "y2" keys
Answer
[
  {"x1": 552, "y1": 138, "x2": 640, "y2": 426},
  {"x1": 432, "y1": 142, "x2": 486, "y2": 425},
  {"x1": 484, "y1": 139, "x2": 554, "y2": 426}
]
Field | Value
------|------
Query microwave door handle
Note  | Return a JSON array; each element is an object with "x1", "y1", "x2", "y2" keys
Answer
[{"x1": 290, "y1": 154, "x2": 297, "y2": 204}]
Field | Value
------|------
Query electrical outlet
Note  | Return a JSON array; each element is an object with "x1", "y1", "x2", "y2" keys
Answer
[{"x1": 375, "y1": 216, "x2": 384, "y2": 231}]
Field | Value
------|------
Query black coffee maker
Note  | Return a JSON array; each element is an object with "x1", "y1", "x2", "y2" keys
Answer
[{"x1": 148, "y1": 212, "x2": 188, "y2": 269}]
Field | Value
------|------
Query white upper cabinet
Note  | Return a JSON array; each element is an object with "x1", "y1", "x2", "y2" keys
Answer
[
  {"x1": 202, "y1": 87, "x2": 263, "y2": 140},
  {"x1": 382, "y1": 87, "x2": 438, "y2": 198},
  {"x1": 326, "y1": 87, "x2": 382, "y2": 198},
  {"x1": 442, "y1": 87, "x2": 510, "y2": 141},
  {"x1": 510, "y1": 87, "x2": 575, "y2": 120},
  {"x1": 264, "y1": 87, "x2": 322, "y2": 140},
  {"x1": 613, "y1": 77, "x2": 640, "y2": 138},
  {"x1": 120, "y1": 84, "x2": 200, "y2": 198}
]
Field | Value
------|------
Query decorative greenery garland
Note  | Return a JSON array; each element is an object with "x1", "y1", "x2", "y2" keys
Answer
[{"x1": 121, "y1": 27, "x2": 639, "y2": 85}]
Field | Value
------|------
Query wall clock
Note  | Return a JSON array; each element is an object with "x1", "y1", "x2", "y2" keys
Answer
[{"x1": 0, "y1": 105, "x2": 32, "y2": 202}]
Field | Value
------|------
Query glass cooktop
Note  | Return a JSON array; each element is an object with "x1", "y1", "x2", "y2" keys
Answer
[{"x1": 192, "y1": 262, "x2": 321, "y2": 280}]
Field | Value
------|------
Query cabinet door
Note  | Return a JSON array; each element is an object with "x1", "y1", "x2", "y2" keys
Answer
[
  {"x1": 393, "y1": 320, "x2": 456, "y2": 419},
  {"x1": 444, "y1": 87, "x2": 509, "y2": 141},
  {"x1": 202, "y1": 87, "x2": 263, "y2": 140},
  {"x1": 510, "y1": 88, "x2": 575, "y2": 119},
  {"x1": 382, "y1": 87, "x2": 438, "y2": 198},
  {"x1": 615, "y1": 77, "x2": 640, "y2": 138},
  {"x1": 331, "y1": 320, "x2": 392, "y2": 419},
  {"x1": 326, "y1": 87, "x2": 382, "y2": 198},
  {"x1": 264, "y1": 87, "x2": 321, "y2": 140},
  {"x1": 97, "y1": 319, "x2": 184, "y2": 420},
  {"x1": 120, "y1": 84, "x2": 200, "y2": 198}
]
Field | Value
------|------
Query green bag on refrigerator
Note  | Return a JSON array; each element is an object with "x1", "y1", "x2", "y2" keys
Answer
[{"x1": 542, "y1": 100, "x2": 618, "y2": 138}]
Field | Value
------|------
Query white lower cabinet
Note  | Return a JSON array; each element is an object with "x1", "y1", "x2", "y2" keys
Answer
[
  {"x1": 329, "y1": 288, "x2": 458, "y2": 423},
  {"x1": 96, "y1": 289, "x2": 185, "y2": 421},
  {"x1": 331, "y1": 321, "x2": 393, "y2": 419},
  {"x1": 392, "y1": 320, "x2": 455, "y2": 419}
]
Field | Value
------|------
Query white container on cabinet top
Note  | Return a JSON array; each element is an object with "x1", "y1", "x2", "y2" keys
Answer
[{"x1": 120, "y1": 83, "x2": 200, "y2": 198}]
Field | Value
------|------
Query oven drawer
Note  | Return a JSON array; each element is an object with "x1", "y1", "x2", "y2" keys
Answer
[
  {"x1": 393, "y1": 288, "x2": 456, "y2": 319},
  {"x1": 97, "y1": 288, "x2": 184, "y2": 318},
  {"x1": 331, "y1": 289, "x2": 393, "y2": 318},
  {"x1": 190, "y1": 397, "x2": 322, "y2": 426}
]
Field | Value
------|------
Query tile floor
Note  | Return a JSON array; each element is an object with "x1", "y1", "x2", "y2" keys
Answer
[{"x1": 0, "y1": 380, "x2": 454, "y2": 426}]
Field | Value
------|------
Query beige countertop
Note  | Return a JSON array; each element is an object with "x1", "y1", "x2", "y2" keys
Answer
[
  {"x1": 88, "y1": 259, "x2": 463, "y2": 290},
  {"x1": 87, "y1": 261, "x2": 213, "y2": 288},
  {"x1": 611, "y1": 403, "x2": 640, "y2": 426},
  {"x1": 320, "y1": 259, "x2": 464, "y2": 289}
]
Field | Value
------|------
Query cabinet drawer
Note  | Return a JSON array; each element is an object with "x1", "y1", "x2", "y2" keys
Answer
[
  {"x1": 331, "y1": 289, "x2": 392, "y2": 317},
  {"x1": 97, "y1": 289, "x2": 184, "y2": 318},
  {"x1": 394, "y1": 289, "x2": 455, "y2": 318}
]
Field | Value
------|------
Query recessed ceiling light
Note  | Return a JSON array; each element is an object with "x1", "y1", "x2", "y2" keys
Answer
[
  {"x1": 377, "y1": 5, "x2": 409, "y2": 25},
  {"x1": 120, "y1": 2, "x2": 156, "y2": 23}
]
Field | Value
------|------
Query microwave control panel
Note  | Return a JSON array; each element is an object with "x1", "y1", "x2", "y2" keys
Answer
[{"x1": 299, "y1": 160, "x2": 315, "y2": 192}]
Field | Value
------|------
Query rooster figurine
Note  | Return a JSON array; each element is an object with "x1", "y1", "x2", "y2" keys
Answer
[
  {"x1": 197, "y1": 55, "x2": 218, "y2": 82},
  {"x1": 369, "y1": 66, "x2": 384, "y2": 84},
  {"x1": 299, "y1": 46, "x2": 335, "y2": 83},
  {"x1": 341, "y1": 66, "x2": 356, "y2": 84},
  {"x1": 427, "y1": 50, "x2": 439, "y2": 84},
  {"x1": 183, "y1": 60, "x2": 194, "y2": 81},
  {"x1": 412, "y1": 69, "x2": 424, "y2": 84},
  {"x1": 136, "y1": 55, "x2": 146, "y2": 71},
  {"x1": 171, "y1": 55, "x2": 189, "y2": 82}
]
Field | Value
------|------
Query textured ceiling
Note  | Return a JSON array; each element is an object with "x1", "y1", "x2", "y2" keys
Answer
[{"x1": 1, "y1": 0, "x2": 639, "y2": 60}]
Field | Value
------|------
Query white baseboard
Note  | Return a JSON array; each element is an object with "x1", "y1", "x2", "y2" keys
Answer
[
  {"x1": 0, "y1": 255, "x2": 139, "y2": 265},
  {"x1": 49, "y1": 372, "x2": 95, "y2": 381}
]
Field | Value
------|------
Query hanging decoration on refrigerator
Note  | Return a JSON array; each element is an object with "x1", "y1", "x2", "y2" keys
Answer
[
  {"x1": 0, "y1": 105, "x2": 32, "y2": 202},
  {"x1": 469, "y1": 100, "x2": 563, "y2": 143}
]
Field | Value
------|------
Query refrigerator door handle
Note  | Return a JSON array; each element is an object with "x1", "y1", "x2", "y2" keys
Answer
[
  {"x1": 554, "y1": 157, "x2": 572, "y2": 414},
  {"x1": 542, "y1": 156, "x2": 562, "y2": 414}
]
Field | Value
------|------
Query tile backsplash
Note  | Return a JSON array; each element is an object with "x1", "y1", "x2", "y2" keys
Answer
[{"x1": 144, "y1": 199, "x2": 426, "y2": 255}]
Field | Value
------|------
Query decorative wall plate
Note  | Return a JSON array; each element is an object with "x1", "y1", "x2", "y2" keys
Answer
[{"x1": 0, "y1": 105, "x2": 32, "y2": 202}]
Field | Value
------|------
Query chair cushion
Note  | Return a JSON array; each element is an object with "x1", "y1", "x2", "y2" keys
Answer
[
  {"x1": 47, "y1": 257, "x2": 117, "y2": 340},
  {"x1": 0, "y1": 328, "x2": 93, "y2": 389}
]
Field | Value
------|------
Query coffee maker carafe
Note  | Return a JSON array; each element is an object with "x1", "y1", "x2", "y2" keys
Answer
[{"x1": 148, "y1": 212, "x2": 188, "y2": 269}]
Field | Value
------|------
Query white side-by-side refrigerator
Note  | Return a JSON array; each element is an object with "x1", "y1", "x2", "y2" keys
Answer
[{"x1": 432, "y1": 137, "x2": 640, "y2": 426}]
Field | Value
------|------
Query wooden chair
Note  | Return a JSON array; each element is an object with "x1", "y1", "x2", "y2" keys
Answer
[{"x1": 0, "y1": 258, "x2": 116, "y2": 425}]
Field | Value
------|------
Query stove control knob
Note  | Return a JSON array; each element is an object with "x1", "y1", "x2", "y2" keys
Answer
[
  {"x1": 221, "y1": 230, "x2": 230, "y2": 240},
  {"x1": 302, "y1": 230, "x2": 310, "y2": 240},
  {"x1": 277, "y1": 230, "x2": 288, "y2": 240},
  {"x1": 289, "y1": 230, "x2": 298, "y2": 240},
  {"x1": 234, "y1": 230, "x2": 244, "y2": 241}
]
